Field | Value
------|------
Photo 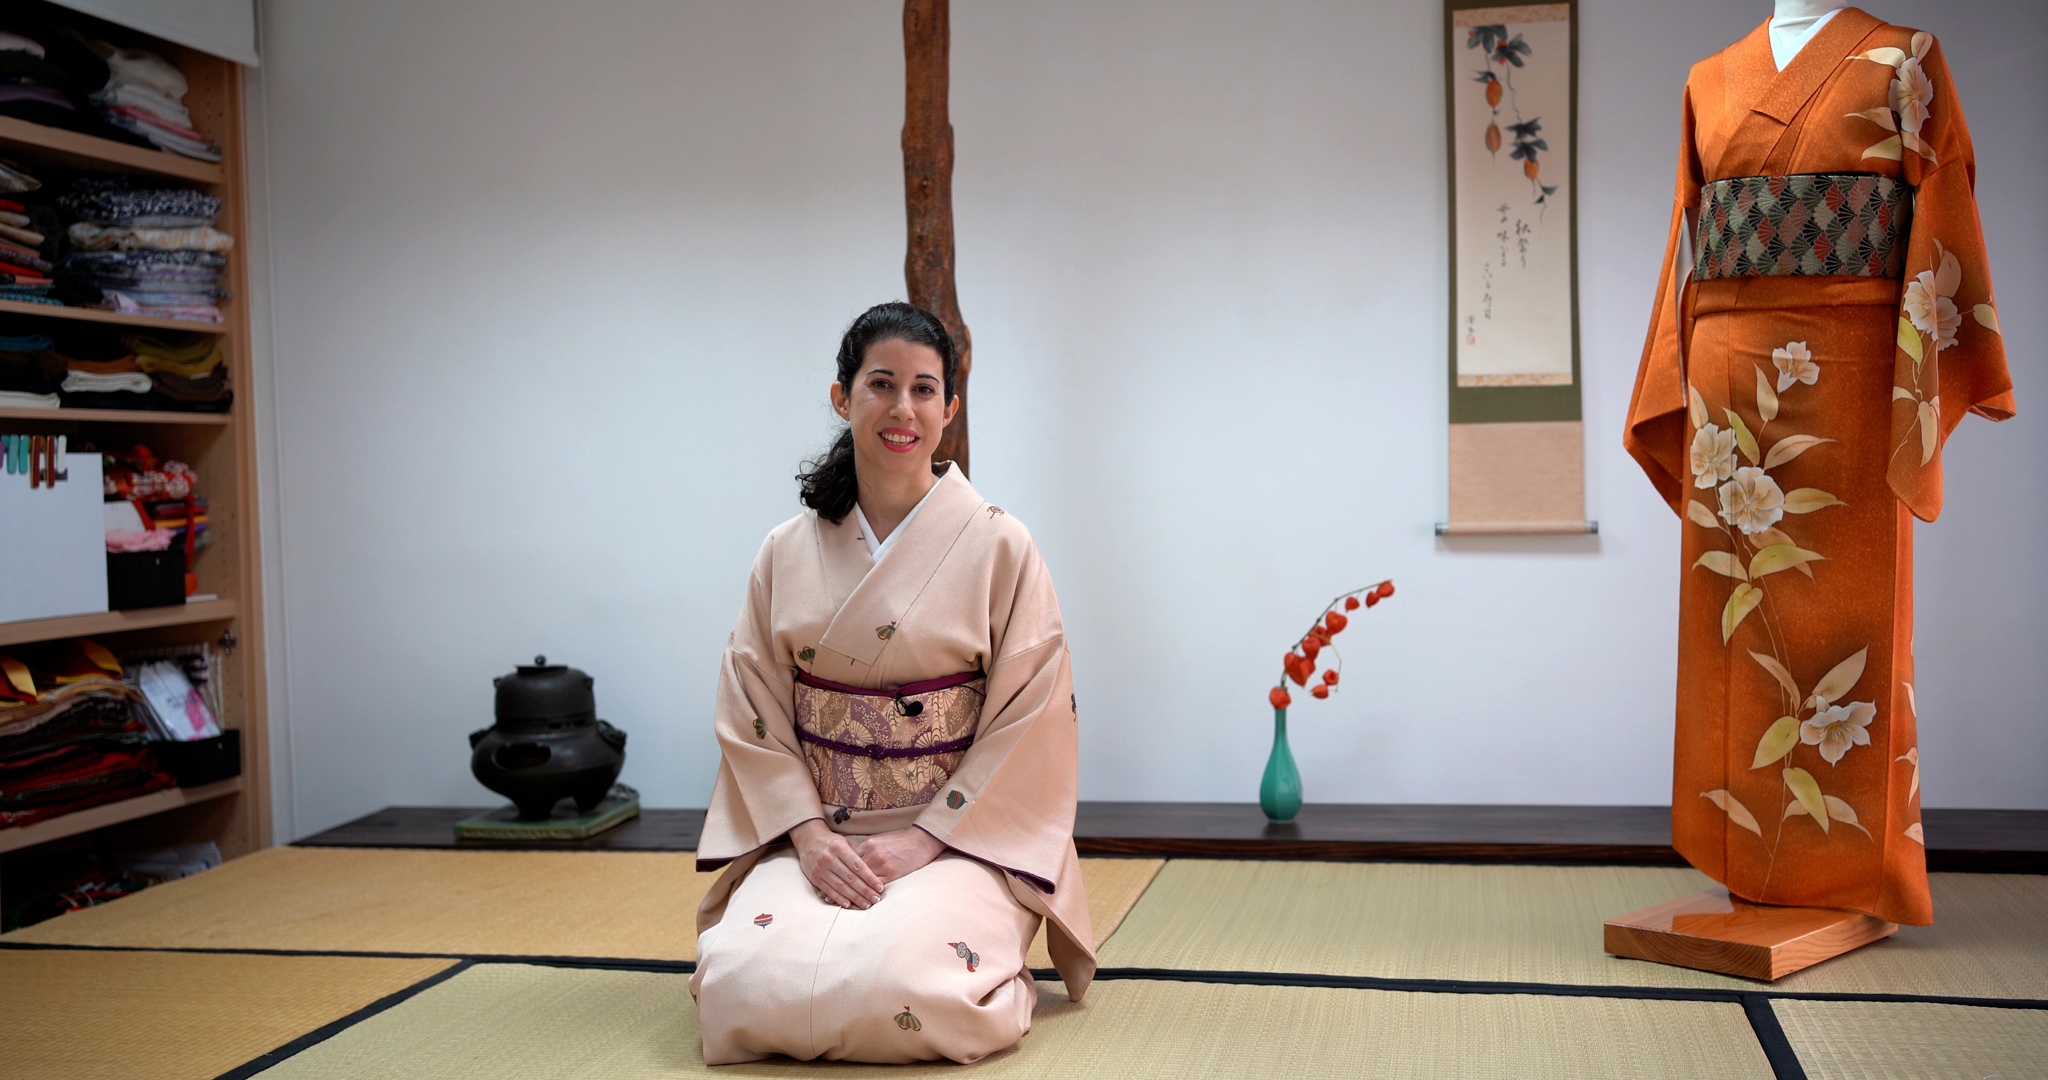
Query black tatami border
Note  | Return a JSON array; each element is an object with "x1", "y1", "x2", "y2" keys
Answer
[{"x1": 9, "y1": 938, "x2": 2047, "y2": 1080}]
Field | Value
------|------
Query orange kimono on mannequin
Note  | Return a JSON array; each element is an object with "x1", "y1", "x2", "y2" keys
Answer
[
  {"x1": 1626, "y1": 9, "x2": 2013, "y2": 926},
  {"x1": 691, "y1": 463, "x2": 1095, "y2": 1064}
]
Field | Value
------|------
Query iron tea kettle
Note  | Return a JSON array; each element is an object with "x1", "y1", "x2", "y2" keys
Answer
[{"x1": 468, "y1": 655, "x2": 627, "y2": 820}]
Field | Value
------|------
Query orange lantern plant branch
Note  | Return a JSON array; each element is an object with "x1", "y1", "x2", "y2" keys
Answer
[{"x1": 1268, "y1": 580, "x2": 1395, "y2": 708}]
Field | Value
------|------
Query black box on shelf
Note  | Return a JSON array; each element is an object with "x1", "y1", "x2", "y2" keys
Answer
[
  {"x1": 106, "y1": 547, "x2": 187, "y2": 610},
  {"x1": 150, "y1": 730, "x2": 241, "y2": 787}
]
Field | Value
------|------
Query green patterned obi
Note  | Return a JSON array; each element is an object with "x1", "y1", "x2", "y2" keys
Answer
[{"x1": 1693, "y1": 172, "x2": 1910, "y2": 282}]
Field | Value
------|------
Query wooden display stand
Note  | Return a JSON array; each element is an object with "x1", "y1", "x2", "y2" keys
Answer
[{"x1": 1605, "y1": 887, "x2": 1897, "y2": 981}]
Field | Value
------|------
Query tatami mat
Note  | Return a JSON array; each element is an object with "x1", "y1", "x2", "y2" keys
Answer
[
  {"x1": 246, "y1": 962, "x2": 1774, "y2": 1080},
  {"x1": 0, "y1": 947, "x2": 456, "y2": 1080},
  {"x1": 1, "y1": 846, "x2": 1161, "y2": 964},
  {"x1": 1097, "y1": 860, "x2": 2048, "y2": 998},
  {"x1": 1774, "y1": 999, "x2": 2048, "y2": 1080}
]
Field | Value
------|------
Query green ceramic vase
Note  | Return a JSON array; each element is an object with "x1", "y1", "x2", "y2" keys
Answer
[{"x1": 1260, "y1": 706, "x2": 1302, "y2": 823}]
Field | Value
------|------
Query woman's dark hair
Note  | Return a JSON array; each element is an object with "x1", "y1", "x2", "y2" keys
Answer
[{"x1": 796, "y1": 302, "x2": 958, "y2": 522}]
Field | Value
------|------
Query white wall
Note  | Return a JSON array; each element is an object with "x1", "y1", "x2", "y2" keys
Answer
[{"x1": 247, "y1": 0, "x2": 2047, "y2": 839}]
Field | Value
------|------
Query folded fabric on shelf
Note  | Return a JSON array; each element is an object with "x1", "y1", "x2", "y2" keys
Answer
[
  {"x1": 103, "y1": 104, "x2": 208, "y2": 144},
  {"x1": 89, "y1": 79, "x2": 192, "y2": 126},
  {"x1": 59, "y1": 369, "x2": 150, "y2": 393},
  {"x1": 0, "y1": 388, "x2": 57, "y2": 407},
  {"x1": 0, "y1": 29, "x2": 47, "y2": 57},
  {"x1": 149, "y1": 368, "x2": 230, "y2": 411},
  {"x1": 61, "y1": 184, "x2": 218, "y2": 228},
  {"x1": 67, "y1": 222, "x2": 233, "y2": 253},
  {"x1": 0, "y1": 243, "x2": 52, "y2": 273},
  {"x1": 63, "y1": 355, "x2": 140, "y2": 374},
  {"x1": 120, "y1": 332, "x2": 218, "y2": 370},
  {"x1": 93, "y1": 44, "x2": 187, "y2": 100},
  {"x1": 98, "y1": 112, "x2": 221, "y2": 162},
  {"x1": 101, "y1": 291, "x2": 221, "y2": 321},
  {"x1": 0, "y1": 220, "x2": 45, "y2": 246},
  {"x1": 0, "y1": 160, "x2": 42, "y2": 193}
]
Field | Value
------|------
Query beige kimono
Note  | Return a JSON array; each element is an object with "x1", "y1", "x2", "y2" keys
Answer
[{"x1": 691, "y1": 464, "x2": 1096, "y2": 1065}]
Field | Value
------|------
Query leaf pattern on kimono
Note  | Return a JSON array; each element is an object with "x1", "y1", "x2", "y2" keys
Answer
[
  {"x1": 1722, "y1": 583, "x2": 1763, "y2": 644},
  {"x1": 1694, "y1": 551, "x2": 1747, "y2": 581},
  {"x1": 1688, "y1": 384, "x2": 1709, "y2": 429},
  {"x1": 1897, "y1": 745, "x2": 1921, "y2": 803},
  {"x1": 1750, "y1": 544, "x2": 1825, "y2": 579},
  {"x1": 1824, "y1": 795, "x2": 1872, "y2": 838},
  {"x1": 1702, "y1": 789, "x2": 1762, "y2": 836},
  {"x1": 1723, "y1": 409, "x2": 1760, "y2": 465},
  {"x1": 1896, "y1": 316, "x2": 1924, "y2": 361},
  {"x1": 1918, "y1": 400, "x2": 1939, "y2": 465},
  {"x1": 1784, "y1": 767, "x2": 1829, "y2": 832},
  {"x1": 1863, "y1": 135, "x2": 1904, "y2": 161},
  {"x1": 1853, "y1": 46, "x2": 1908, "y2": 66},
  {"x1": 1755, "y1": 367, "x2": 1779, "y2": 423},
  {"x1": 1753, "y1": 716, "x2": 1801, "y2": 769},
  {"x1": 1687, "y1": 501, "x2": 1722, "y2": 529},
  {"x1": 1807, "y1": 647, "x2": 1869, "y2": 709},
  {"x1": 1763, "y1": 435, "x2": 1833, "y2": 471},
  {"x1": 1782, "y1": 489, "x2": 1845, "y2": 514},
  {"x1": 1751, "y1": 650, "x2": 1801, "y2": 703},
  {"x1": 1972, "y1": 304, "x2": 2000, "y2": 333},
  {"x1": 1904, "y1": 821, "x2": 1925, "y2": 845},
  {"x1": 1893, "y1": 387, "x2": 1916, "y2": 401},
  {"x1": 1847, "y1": 106, "x2": 1897, "y2": 131}
]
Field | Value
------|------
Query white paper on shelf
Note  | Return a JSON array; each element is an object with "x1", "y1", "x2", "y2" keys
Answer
[
  {"x1": 0, "y1": 452, "x2": 108, "y2": 623},
  {"x1": 134, "y1": 659, "x2": 220, "y2": 740}
]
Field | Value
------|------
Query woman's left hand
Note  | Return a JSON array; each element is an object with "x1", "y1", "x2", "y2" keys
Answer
[{"x1": 855, "y1": 827, "x2": 945, "y2": 886}]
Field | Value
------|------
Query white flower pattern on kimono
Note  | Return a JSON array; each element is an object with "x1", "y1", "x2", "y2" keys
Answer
[
  {"x1": 1890, "y1": 57, "x2": 1933, "y2": 134},
  {"x1": 1717, "y1": 467, "x2": 1784, "y2": 535},
  {"x1": 1771, "y1": 341, "x2": 1819, "y2": 392},
  {"x1": 1691, "y1": 424, "x2": 1738, "y2": 489},
  {"x1": 1801, "y1": 701, "x2": 1876, "y2": 765},
  {"x1": 1903, "y1": 272, "x2": 1960, "y2": 354}
]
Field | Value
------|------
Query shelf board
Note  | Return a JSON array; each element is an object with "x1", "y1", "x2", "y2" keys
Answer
[
  {"x1": 0, "y1": 298, "x2": 229, "y2": 334},
  {"x1": 0, "y1": 777, "x2": 242, "y2": 854},
  {"x1": 0, "y1": 406, "x2": 229, "y2": 425},
  {"x1": 0, "y1": 115, "x2": 224, "y2": 184},
  {"x1": 0, "y1": 598, "x2": 237, "y2": 647}
]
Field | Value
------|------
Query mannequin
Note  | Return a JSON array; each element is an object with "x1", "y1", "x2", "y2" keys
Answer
[
  {"x1": 1624, "y1": 5, "x2": 2014, "y2": 958},
  {"x1": 1769, "y1": 0, "x2": 1848, "y2": 70}
]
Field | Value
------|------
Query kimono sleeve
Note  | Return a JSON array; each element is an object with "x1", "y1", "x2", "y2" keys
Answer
[
  {"x1": 696, "y1": 535, "x2": 825, "y2": 868},
  {"x1": 1885, "y1": 33, "x2": 2016, "y2": 522},
  {"x1": 1625, "y1": 81, "x2": 1706, "y2": 513},
  {"x1": 912, "y1": 535, "x2": 1078, "y2": 892}
]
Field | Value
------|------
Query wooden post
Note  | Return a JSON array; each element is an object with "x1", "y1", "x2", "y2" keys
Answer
[{"x1": 902, "y1": 0, "x2": 971, "y2": 476}]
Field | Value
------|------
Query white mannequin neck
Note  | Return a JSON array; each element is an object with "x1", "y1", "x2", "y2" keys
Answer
[
  {"x1": 1769, "y1": 0, "x2": 1849, "y2": 70},
  {"x1": 1775, "y1": 0, "x2": 1847, "y2": 18}
]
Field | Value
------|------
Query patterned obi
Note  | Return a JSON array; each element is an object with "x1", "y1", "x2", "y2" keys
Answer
[
  {"x1": 792, "y1": 669, "x2": 984, "y2": 811},
  {"x1": 1693, "y1": 172, "x2": 1910, "y2": 282}
]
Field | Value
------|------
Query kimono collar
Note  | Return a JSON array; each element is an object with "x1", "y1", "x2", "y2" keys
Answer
[
  {"x1": 813, "y1": 462, "x2": 983, "y2": 673},
  {"x1": 1718, "y1": 7, "x2": 1883, "y2": 177}
]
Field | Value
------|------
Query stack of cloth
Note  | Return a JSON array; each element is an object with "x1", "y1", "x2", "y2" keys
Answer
[
  {"x1": 0, "y1": 195, "x2": 51, "y2": 302},
  {"x1": 50, "y1": 325, "x2": 147, "y2": 409},
  {"x1": 0, "y1": 329, "x2": 59, "y2": 407},
  {"x1": 60, "y1": 178, "x2": 232, "y2": 321},
  {"x1": 122, "y1": 332, "x2": 231, "y2": 410},
  {"x1": 87, "y1": 44, "x2": 219, "y2": 162},
  {"x1": 0, "y1": 18, "x2": 218, "y2": 158},
  {"x1": 0, "y1": 639, "x2": 175, "y2": 830}
]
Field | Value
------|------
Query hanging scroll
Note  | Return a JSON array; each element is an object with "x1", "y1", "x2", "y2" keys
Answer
[{"x1": 1442, "y1": 1, "x2": 1589, "y2": 534}]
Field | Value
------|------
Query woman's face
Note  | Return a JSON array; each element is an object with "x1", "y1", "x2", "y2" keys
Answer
[{"x1": 830, "y1": 337, "x2": 958, "y2": 481}]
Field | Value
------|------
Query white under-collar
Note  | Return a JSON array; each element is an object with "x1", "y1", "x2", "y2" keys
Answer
[
  {"x1": 1769, "y1": 7, "x2": 1843, "y2": 71},
  {"x1": 853, "y1": 476, "x2": 943, "y2": 563}
]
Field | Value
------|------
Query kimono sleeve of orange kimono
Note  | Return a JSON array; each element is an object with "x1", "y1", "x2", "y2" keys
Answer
[
  {"x1": 1626, "y1": 18, "x2": 2014, "y2": 523},
  {"x1": 695, "y1": 466, "x2": 1097, "y2": 999}
]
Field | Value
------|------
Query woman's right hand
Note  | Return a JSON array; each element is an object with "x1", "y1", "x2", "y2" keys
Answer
[{"x1": 790, "y1": 818, "x2": 885, "y2": 909}]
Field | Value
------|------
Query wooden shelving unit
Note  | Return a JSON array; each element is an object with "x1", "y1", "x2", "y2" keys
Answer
[{"x1": 0, "y1": 8, "x2": 267, "y2": 895}]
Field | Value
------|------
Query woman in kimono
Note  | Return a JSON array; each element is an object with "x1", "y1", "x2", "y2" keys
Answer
[
  {"x1": 691, "y1": 302, "x2": 1095, "y2": 1064},
  {"x1": 1626, "y1": 7, "x2": 2013, "y2": 926}
]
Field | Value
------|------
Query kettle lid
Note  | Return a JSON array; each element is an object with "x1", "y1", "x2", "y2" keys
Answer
[{"x1": 493, "y1": 654, "x2": 596, "y2": 725}]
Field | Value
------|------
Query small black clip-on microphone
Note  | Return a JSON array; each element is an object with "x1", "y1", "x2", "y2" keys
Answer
[{"x1": 895, "y1": 693, "x2": 924, "y2": 717}]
